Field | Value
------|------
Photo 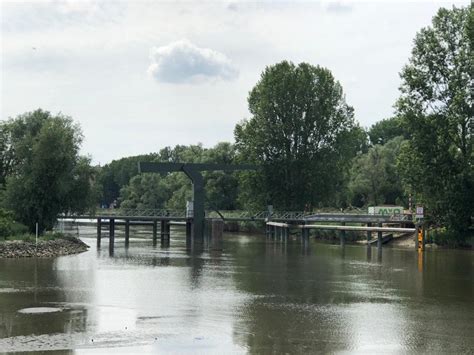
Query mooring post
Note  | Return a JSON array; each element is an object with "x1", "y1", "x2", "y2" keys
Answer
[
  {"x1": 166, "y1": 221, "x2": 171, "y2": 240},
  {"x1": 125, "y1": 219, "x2": 130, "y2": 246},
  {"x1": 367, "y1": 222, "x2": 372, "y2": 244},
  {"x1": 340, "y1": 222, "x2": 346, "y2": 247},
  {"x1": 109, "y1": 218, "x2": 115, "y2": 251},
  {"x1": 186, "y1": 220, "x2": 192, "y2": 240},
  {"x1": 97, "y1": 218, "x2": 102, "y2": 246},
  {"x1": 160, "y1": 220, "x2": 165, "y2": 240},
  {"x1": 377, "y1": 223, "x2": 383, "y2": 249},
  {"x1": 152, "y1": 220, "x2": 158, "y2": 244}
]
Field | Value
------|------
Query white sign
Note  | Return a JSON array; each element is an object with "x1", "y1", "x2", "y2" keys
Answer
[
  {"x1": 368, "y1": 206, "x2": 403, "y2": 216},
  {"x1": 416, "y1": 206, "x2": 424, "y2": 219}
]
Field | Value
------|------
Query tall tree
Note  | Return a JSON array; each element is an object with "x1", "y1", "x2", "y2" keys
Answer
[
  {"x1": 368, "y1": 116, "x2": 407, "y2": 145},
  {"x1": 235, "y1": 61, "x2": 362, "y2": 210},
  {"x1": 1, "y1": 109, "x2": 94, "y2": 233},
  {"x1": 348, "y1": 137, "x2": 405, "y2": 207},
  {"x1": 397, "y1": 5, "x2": 473, "y2": 239}
]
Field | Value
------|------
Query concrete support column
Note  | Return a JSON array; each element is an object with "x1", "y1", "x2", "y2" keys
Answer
[
  {"x1": 125, "y1": 219, "x2": 130, "y2": 247},
  {"x1": 97, "y1": 218, "x2": 101, "y2": 246},
  {"x1": 186, "y1": 220, "x2": 192, "y2": 240},
  {"x1": 377, "y1": 223, "x2": 383, "y2": 249},
  {"x1": 340, "y1": 222, "x2": 346, "y2": 247},
  {"x1": 366, "y1": 222, "x2": 372, "y2": 243},
  {"x1": 152, "y1": 220, "x2": 158, "y2": 245},
  {"x1": 160, "y1": 220, "x2": 165, "y2": 241},
  {"x1": 166, "y1": 222, "x2": 171, "y2": 240},
  {"x1": 109, "y1": 218, "x2": 115, "y2": 252}
]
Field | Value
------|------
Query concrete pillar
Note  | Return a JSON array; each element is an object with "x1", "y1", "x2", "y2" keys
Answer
[
  {"x1": 97, "y1": 218, "x2": 101, "y2": 246},
  {"x1": 186, "y1": 220, "x2": 192, "y2": 240},
  {"x1": 153, "y1": 220, "x2": 158, "y2": 245},
  {"x1": 109, "y1": 218, "x2": 115, "y2": 252},
  {"x1": 125, "y1": 219, "x2": 130, "y2": 247},
  {"x1": 166, "y1": 221, "x2": 171, "y2": 240},
  {"x1": 340, "y1": 222, "x2": 346, "y2": 247},
  {"x1": 160, "y1": 220, "x2": 166, "y2": 240},
  {"x1": 366, "y1": 222, "x2": 372, "y2": 243},
  {"x1": 377, "y1": 223, "x2": 383, "y2": 249}
]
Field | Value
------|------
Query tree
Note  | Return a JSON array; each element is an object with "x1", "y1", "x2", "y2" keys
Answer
[
  {"x1": 1, "y1": 109, "x2": 94, "y2": 233},
  {"x1": 368, "y1": 116, "x2": 407, "y2": 145},
  {"x1": 348, "y1": 137, "x2": 405, "y2": 207},
  {"x1": 95, "y1": 153, "x2": 158, "y2": 207},
  {"x1": 120, "y1": 174, "x2": 172, "y2": 210},
  {"x1": 235, "y1": 61, "x2": 362, "y2": 210},
  {"x1": 396, "y1": 5, "x2": 473, "y2": 240},
  {"x1": 0, "y1": 122, "x2": 16, "y2": 187},
  {"x1": 117, "y1": 143, "x2": 241, "y2": 211}
]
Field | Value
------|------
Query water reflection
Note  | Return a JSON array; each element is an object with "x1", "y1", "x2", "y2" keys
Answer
[{"x1": 0, "y1": 228, "x2": 472, "y2": 353}]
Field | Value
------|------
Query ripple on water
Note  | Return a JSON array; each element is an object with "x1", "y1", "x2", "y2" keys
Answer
[{"x1": 18, "y1": 307, "x2": 62, "y2": 314}]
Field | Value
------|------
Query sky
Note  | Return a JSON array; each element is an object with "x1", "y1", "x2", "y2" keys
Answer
[{"x1": 1, "y1": 0, "x2": 470, "y2": 164}]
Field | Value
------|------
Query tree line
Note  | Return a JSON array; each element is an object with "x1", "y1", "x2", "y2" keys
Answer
[{"x1": 1, "y1": 5, "x2": 472, "y2": 245}]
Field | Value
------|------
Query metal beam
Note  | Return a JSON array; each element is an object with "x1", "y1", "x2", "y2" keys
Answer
[
  {"x1": 138, "y1": 162, "x2": 257, "y2": 173},
  {"x1": 138, "y1": 162, "x2": 257, "y2": 241}
]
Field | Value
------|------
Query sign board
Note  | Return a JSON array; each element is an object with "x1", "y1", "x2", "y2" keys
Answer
[
  {"x1": 416, "y1": 206, "x2": 424, "y2": 219},
  {"x1": 368, "y1": 206, "x2": 403, "y2": 216}
]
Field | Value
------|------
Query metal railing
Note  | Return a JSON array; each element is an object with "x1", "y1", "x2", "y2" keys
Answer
[{"x1": 64, "y1": 208, "x2": 412, "y2": 222}]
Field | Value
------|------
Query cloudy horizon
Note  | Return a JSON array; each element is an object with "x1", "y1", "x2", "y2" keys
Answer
[{"x1": 1, "y1": 0, "x2": 470, "y2": 164}]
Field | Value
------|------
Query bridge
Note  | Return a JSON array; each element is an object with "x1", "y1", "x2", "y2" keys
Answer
[{"x1": 62, "y1": 208, "x2": 418, "y2": 251}]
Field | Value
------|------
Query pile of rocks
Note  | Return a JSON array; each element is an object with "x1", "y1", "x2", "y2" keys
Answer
[{"x1": 0, "y1": 237, "x2": 89, "y2": 258}]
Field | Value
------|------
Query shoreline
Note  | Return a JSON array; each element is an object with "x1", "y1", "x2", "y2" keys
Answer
[{"x1": 0, "y1": 236, "x2": 89, "y2": 258}]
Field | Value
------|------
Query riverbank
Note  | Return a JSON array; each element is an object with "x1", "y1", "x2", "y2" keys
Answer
[{"x1": 0, "y1": 236, "x2": 89, "y2": 258}]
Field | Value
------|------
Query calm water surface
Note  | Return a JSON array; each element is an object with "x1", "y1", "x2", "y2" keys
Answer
[{"x1": 0, "y1": 227, "x2": 473, "y2": 354}]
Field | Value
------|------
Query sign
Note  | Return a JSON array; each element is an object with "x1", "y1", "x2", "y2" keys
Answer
[
  {"x1": 416, "y1": 206, "x2": 424, "y2": 219},
  {"x1": 368, "y1": 206, "x2": 403, "y2": 216},
  {"x1": 417, "y1": 226, "x2": 424, "y2": 251}
]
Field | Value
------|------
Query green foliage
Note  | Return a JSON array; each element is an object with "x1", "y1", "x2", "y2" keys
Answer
[
  {"x1": 368, "y1": 116, "x2": 407, "y2": 145},
  {"x1": 96, "y1": 153, "x2": 159, "y2": 206},
  {"x1": 396, "y1": 5, "x2": 473, "y2": 237},
  {"x1": 117, "y1": 142, "x2": 241, "y2": 211},
  {"x1": 348, "y1": 137, "x2": 405, "y2": 207},
  {"x1": 235, "y1": 61, "x2": 363, "y2": 210},
  {"x1": 1, "y1": 109, "x2": 94, "y2": 233},
  {"x1": 0, "y1": 209, "x2": 15, "y2": 239},
  {"x1": 427, "y1": 227, "x2": 472, "y2": 248},
  {"x1": 120, "y1": 173, "x2": 172, "y2": 209}
]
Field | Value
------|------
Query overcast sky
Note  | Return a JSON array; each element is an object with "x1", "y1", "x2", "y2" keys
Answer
[{"x1": 1, "y1": 0, "x2": 470, "y2": 164}]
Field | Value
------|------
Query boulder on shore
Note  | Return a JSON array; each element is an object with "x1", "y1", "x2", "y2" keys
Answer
[{"x1": 0, "y1": 237, "x2": 89, "y2": 258}]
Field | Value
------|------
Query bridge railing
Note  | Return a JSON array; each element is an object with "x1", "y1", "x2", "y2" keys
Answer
[
  {"x1": 64, "y1": 208, "x2": 412, "y2": 222},
  {"x1": 67, "y1": 208, "x2": 187, "y2": 218}
]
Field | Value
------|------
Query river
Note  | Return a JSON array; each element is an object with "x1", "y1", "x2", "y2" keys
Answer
[{"x1": 0, "y1": 227, "x2": 473, "y2": 354}]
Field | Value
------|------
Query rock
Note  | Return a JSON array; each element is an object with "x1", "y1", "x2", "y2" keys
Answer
[{"x1": 0, "y1": 237, "x2": 89, "y2": 258}]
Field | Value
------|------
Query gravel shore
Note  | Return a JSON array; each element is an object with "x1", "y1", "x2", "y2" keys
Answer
[{"x1": 0, "y1": 237, "x2": 89, "y2": 258}]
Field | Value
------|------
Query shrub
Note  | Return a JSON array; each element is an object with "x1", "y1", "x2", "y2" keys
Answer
[{"x1": 0, "y1": 208, "x2": 15, "y2": 239}]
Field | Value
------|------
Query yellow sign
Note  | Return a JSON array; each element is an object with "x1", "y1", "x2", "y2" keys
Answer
[{"x1": 417, "y1": 226, "x2": 424, "y2": 250}]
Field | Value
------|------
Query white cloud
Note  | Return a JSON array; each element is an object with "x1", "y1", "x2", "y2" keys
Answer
[{"x1": 147, "y1": 40, "x2": 238, "y2": 84}]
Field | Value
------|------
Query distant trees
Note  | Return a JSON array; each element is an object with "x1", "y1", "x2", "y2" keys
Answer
[
  {"x1": 235, "y1": 61, "x2": 365, "y2": 210},
  {"x1": 368, "y1": 116, "x2": 407, "y2": 146},
  {"x1": 96, "y1": 153, "x2": 159, "y2": 207},
  {"x1": 115, "y1": 143, "x2": 241, "y2": 211},
  {"x1": 0, "y1": 109, "x2": 94, "y2": 233},
  {"x1": 396, "y1": 5, "x2": 473, "y2": 240},
  {"x1": 348, "y1": 137, "x2": 405, "y2": 207}
]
